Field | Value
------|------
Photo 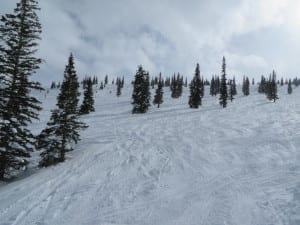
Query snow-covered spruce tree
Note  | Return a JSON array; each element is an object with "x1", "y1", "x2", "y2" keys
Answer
[
  {"x1": 0, "y1": 0, "x2": 43, "y2": 180},
  {"x1": 153, "y1": 73, "x2": 164, "y2": 108},
  {"x1": 132, "y1": 65, "x2": 151, "y2": 113},
  {"x1": 219, "y1": 57, "x2": 228, "y2": 108},
  {"x1": 189, "y1": 63, "x2": 202, "y2": 108},
  {"x1": 80, "y1": 77, "x2": 95, "y2": 114},
  {"x1": 37, "y1": 54, "x2": 87, "y2": 167},
  {"x1": 288, "y1": 79, "x2": 292, "y2": 94}
]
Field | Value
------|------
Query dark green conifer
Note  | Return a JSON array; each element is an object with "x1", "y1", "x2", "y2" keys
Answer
[
  {"x1": 132, "y1": 65, "x2": 151, "y2": 113},
  {"x1": 189, "y1": 63, "x2": 202, "y2": 108},
  {"x1": 0, "y1": 0, "x2": 43, "y2": 179},
  {"x1": 37, "y1": 54, "x2": 87, "y2": 167},
  {"x1": 288, "y1": 79, "x2": 292, "y2": 94},
  {"x1": 80, "y1": 78, "x2": 95, "y2": 114},
  {"x1": 153, "y1": 73, "x2": 164, "y2": 108},
  {"x1": 219, "y1": 57, "x2": 228, "y2": 108}
]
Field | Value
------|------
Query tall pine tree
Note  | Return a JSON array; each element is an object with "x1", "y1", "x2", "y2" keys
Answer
[
  {"x1": 80, "y1": 77, "x2": 95, "y2": 114},
  {"x1": 219, "y1": 57, "x2": 228, "y2": 108},
  {"x1": 189, "y1": 63, "x2": 202, "y2": 108},
  {"x1": 37, "y1": 54, "x2": 87, "y2": 167},
  {"x1": 0, "y1": 0, "x2": 43, "y2": 179},
  {"x1": 288, "y1": 79, "x2": 292, "y2": 94},
  {"x1": 132, "y1": 65, "x2": 151, "y2": 113},
  {"x1": 153, "y1": 73, "x2": 164, "y2": 108}
]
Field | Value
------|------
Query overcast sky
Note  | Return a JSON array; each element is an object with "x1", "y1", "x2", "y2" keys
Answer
[{"x1": 1, "y1": 0, "x2": 300, "y2": 84}]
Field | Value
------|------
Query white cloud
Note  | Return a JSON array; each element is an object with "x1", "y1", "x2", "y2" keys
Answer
[{"x1": 0, "y1": 0, "x2": 299, "y2": 84}]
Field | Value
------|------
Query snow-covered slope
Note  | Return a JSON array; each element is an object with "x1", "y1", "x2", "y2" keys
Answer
[{"x1": 0, "y1": 84, "x2": 299, "y2": 225}]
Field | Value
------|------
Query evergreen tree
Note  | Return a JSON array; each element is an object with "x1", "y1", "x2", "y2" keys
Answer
[
  {"x1": 171, "y1": 73, "x2": 183, "y2": 98},
  {"x1": 242, "y1": 76, "x2": 250, "y2": 96},
  {"x1": 50, "y1": 81, "x2": 56, "y2": 89},
  {"x1": 210, "y1": 76, "x2": 215, "y2": 96},
  {"x1": 80, "y1": 78, "x2": 95, "y2": 114},
  {"x1": 151, "y1": 78, "x2": 155, "y2": 89},
  {"x1": 288, "y1": 79, "x2": 292, "y2": 94},
  {"x1": 116, "y1": 79, "x2": 122, "y2": 97},
  {"x1": 37, "y1": 54, "x2": 87, "y2": 167},
  {"x1": 121, "y1": 76, "x2": 124, "y2": 88},
  {"x1": 104, "y1": 75, "x2": 108, "y2": 86},
  {"x1": 200, "y1": 76, "x2": 204, "y2": 98},
  {"x1": 219, "y1": 57, "x2": 228, "y2": 108},
  {"x1": 99, "y1": 81, "x2": 104, "y2": 90},
  {"x1": 0, "y1": 0, "x2": 43, "y2": 179},
  {"x1": 153, "y1": 73, "x2": 163, "y2": 108},
  {"x1": 266, "y1": 71, "x2": 279, "y2": 102},
  {"x1": 215, "y1": 75, "x2": 220, "y2": 94},
  {"x1": 232, "y1": 77, "x2": 237, "y2": 95},
  {"x1": 258, "y1": 76, "x2": 266, "y2": 93},
  {"x1": 189, "y1": 63, "x2": 202, "y2": 108},
  {"x1": 57, "y1": 54, "x2": 80, "y2": 115},
  {"x1": 132, "y1": 65, "x2": 151, "y2": 113}
]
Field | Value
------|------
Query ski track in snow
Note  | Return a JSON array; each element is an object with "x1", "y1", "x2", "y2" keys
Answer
[{"x1": 0, "y1": 85, "x2": 300, "y2": 225}]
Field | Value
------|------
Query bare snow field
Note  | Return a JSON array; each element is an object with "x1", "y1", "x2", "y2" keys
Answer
[{"x1": 0, "y1": 84, "x2": 299, "y2": 225}]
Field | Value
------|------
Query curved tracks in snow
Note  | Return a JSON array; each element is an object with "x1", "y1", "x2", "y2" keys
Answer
[{"x1": 0, "y1": 86, "x2": 300, "y2": 225}]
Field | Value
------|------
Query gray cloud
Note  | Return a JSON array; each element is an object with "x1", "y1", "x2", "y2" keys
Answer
[{"x1": 1, "y1": 0, "x2": 299, "y2": 84}]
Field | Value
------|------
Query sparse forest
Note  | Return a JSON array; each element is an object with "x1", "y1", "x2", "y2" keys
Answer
[{"x1": 0, "y1": 1, "x2": 299, "y2": 225}]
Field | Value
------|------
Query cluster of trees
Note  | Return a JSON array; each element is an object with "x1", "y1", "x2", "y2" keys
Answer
[
  {"x1": 0, "y1": 0, "x2": 96, "y2": 179},
  {"x1": 82, "y1": 75, "x2": 98, "y2": 88},
  {"x1": 131, "y1": 56, "x2": 296, "y2": 114},
  {"x1": 258, "y1": 72, "x2": 279, "y2": 102},
  {"x1": 170, "y1": 73, "x2": 184, "y2": 98},
  {"x1": 242, "y1": 76, "x2": 250, "y2": 96},
  {"x1": 210, "y1": 76, "x2": 220, "y2": 96},
  {"x1": 116, "y1": 76, "x2": 124, "y2": 97},
  {"x1": 50, "y1": 81, "x2": 61, "y2": 89}
]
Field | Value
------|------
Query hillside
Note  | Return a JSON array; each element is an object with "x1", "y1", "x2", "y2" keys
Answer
[{"x1": 0, "y1": 84, "x2": 299, "y2": 225}]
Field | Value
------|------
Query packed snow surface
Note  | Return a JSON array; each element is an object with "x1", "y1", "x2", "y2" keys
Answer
[{"x1": 0, "y1": 84, "x2": 300, "y2": 225}]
